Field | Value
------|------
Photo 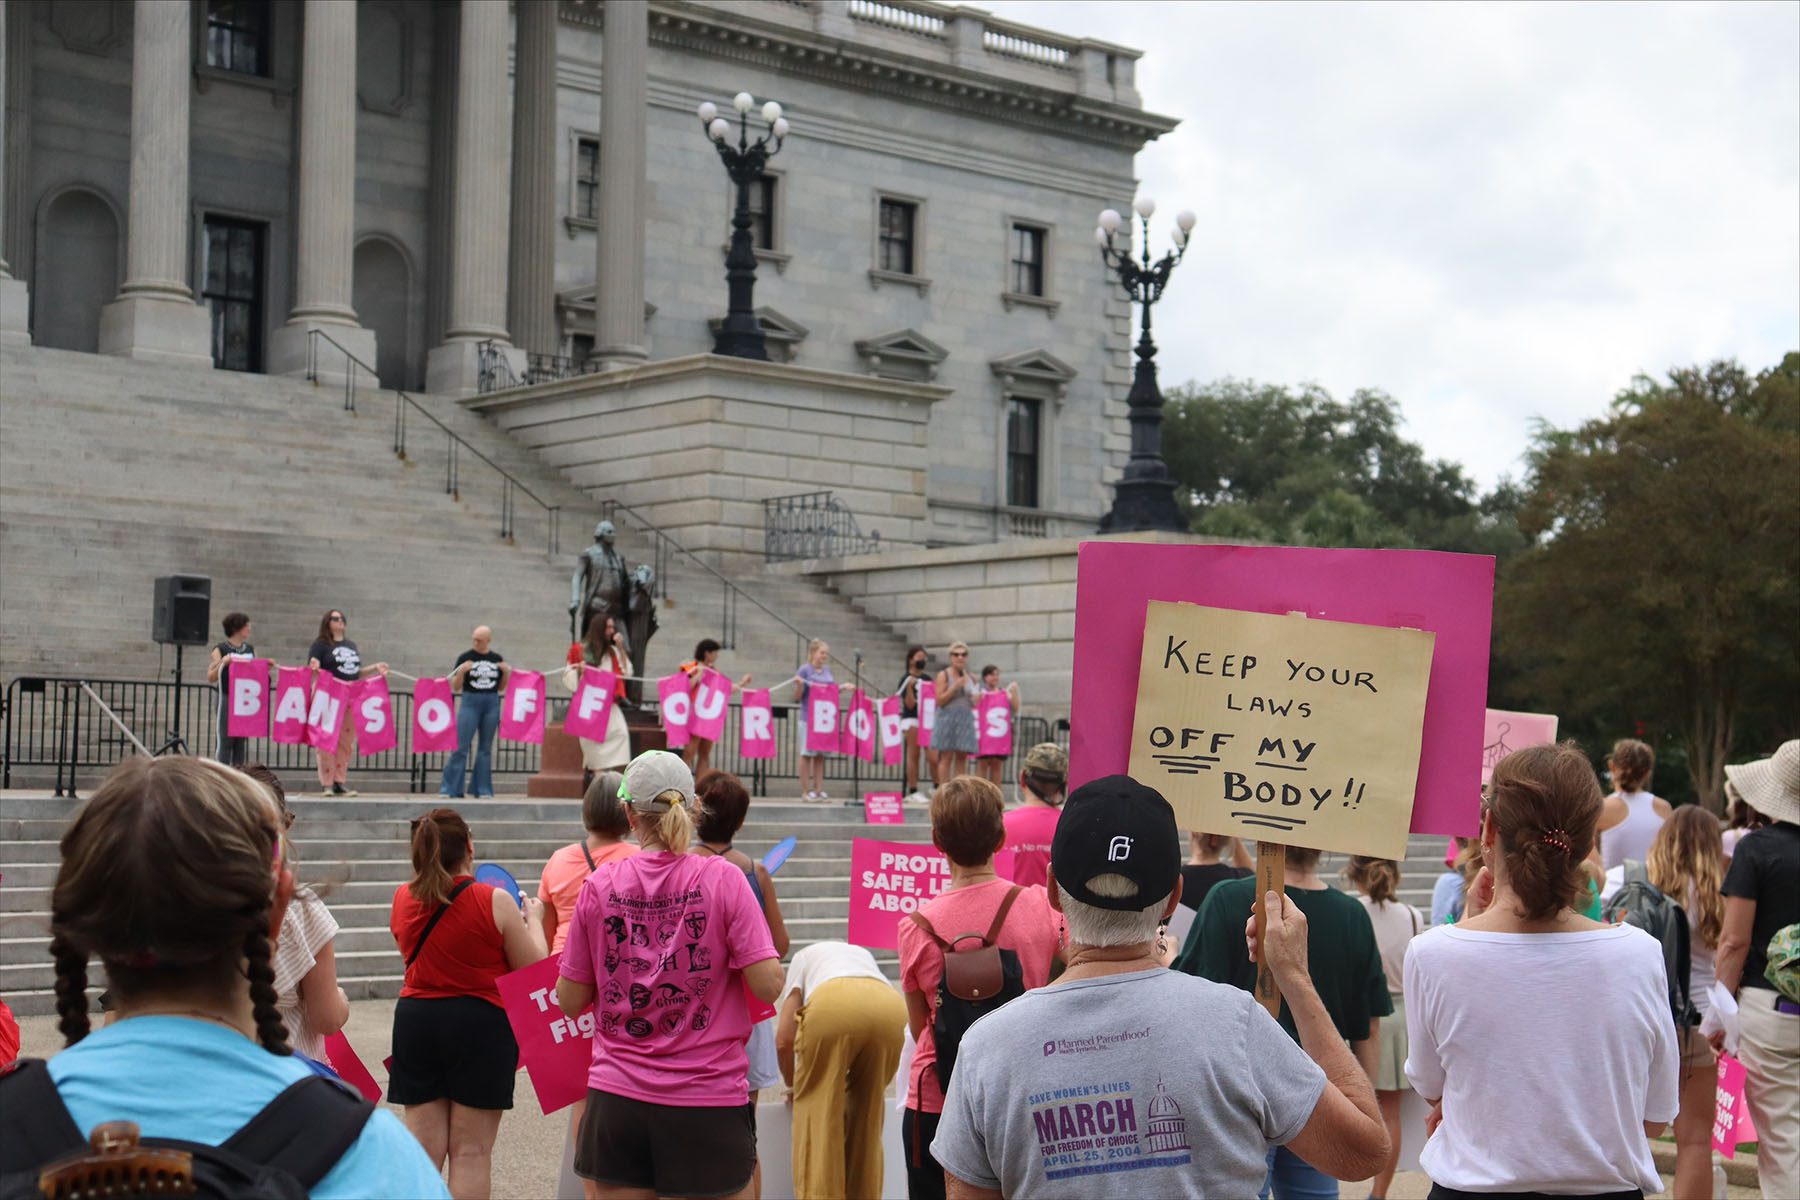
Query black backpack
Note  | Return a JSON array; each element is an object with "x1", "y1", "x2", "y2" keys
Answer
[
  {"x1": 0, "y1": 1058, "x2": 373, "y2": 1200},
  {"x1": 1601, "y1": 860, "x2": 1698, "y2": 1030}
]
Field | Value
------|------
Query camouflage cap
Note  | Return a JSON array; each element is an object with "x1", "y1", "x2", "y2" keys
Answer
[{"x1": 1021, "y1": 742, "x2": 1067, "y2": 779}]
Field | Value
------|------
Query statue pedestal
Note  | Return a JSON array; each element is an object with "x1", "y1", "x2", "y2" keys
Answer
[
  {"x1": 526, "y1": 710, "x2": 669, "y2": 799},
  {"x1": 626, "y1": 710, "x2": 667, "y2": 755}
]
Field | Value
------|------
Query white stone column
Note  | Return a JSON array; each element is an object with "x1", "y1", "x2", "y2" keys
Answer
[
  {"x1": 268, "y1": 0, "x2": 376, "y2": 381},
  {"x1": 0, "y1": 0, "x2": 31, "y2": 345},
  {"x1": 507, "y1": 0, "x2": 557, "y2": 358},
  {"x1": 592, "y1": 0, "x2": 646, "y2": 367},
  {"x1": 426, "y1": 0, "x2": 521, "y2": 394},
  {"x1": 98, "y1": 0, "x2": 211, "y2": 365}
]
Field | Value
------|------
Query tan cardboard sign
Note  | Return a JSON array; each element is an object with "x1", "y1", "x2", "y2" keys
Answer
[{"x1": 1127, "y1": 602, "x2": 1436, "y2": 859}]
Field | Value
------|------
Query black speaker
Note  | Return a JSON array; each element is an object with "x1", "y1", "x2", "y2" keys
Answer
[{"x1": 152, "y1": 574, "x2": 212, "y2": 646}]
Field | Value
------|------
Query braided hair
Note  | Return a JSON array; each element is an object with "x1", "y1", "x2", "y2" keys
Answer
[{"x1": 48, "y1": 757, "x2": 292, "y2": 1054}]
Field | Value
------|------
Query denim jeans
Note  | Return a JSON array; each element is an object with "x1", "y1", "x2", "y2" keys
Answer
[
  {"x1": 440, "y1": 691, "x2": 500, "y2": 797},
  {"x1": 1261, "y1": 1145, "x2": 1339, "y2": 1200}
]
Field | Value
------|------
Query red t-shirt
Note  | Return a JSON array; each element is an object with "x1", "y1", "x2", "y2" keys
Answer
[{"x1": 390, "y1": 877, "x2": 509, "y2": 1008}]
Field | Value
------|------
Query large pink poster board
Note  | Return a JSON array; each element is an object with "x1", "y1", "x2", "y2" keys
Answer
[
  {"x1": 1071, "y1": 542, "x2": 1494, "y2": 838},
  {"x1": 1482, "y1": 708, "x2": 1558, "y2": 783}
]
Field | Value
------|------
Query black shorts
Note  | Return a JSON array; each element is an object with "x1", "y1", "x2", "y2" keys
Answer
[
  {"x1": 387, "y1": 995, "x2": 518, "y2": 1110},
  {"x1": 576, "y1": 1088, "x2": 755, "y2": 1198}
]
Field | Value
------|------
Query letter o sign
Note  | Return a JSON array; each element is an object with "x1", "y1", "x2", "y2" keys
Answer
[{"x1": 418, "y1": 698, "x2": 453, "y2": 733}]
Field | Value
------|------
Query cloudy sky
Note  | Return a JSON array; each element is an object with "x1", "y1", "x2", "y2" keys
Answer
[{"x1": 987, "y1": 1, "x2": 1799, "y2": 488}]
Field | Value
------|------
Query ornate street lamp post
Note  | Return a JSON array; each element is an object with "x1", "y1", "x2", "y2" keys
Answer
[
  {"x1": 1096, "y1": 197, "x2": 1196, "y2": 533},
  {"x1": 697, "y1": 92, "x2": 789, "y2": 360}
]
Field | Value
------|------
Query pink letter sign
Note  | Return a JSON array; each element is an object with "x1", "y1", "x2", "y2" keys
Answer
[
  {"x1": 1071, "y1": 542, "x2": 1494, "y2": 838},
  {"x1": 878, "y1": 695, "x2": 904, "y2": 766},
  {"x1": 305, "y1": 673, "x2": 350, "y2": 751},
  {"x1": 1481, "y1": 708, "x2": 1559, "y2": 784},
  {"x1": 564, "y1": 667, "x2": 618, "y2": 742},
  {"x1": 226, "y1": 659, "x2": 270, "y2": 739},
  {"x1": 918, "y1": 680, "x2": 937, "y2": 748},
  {"x1": 805, "y1": 690, "x2": 840, "y2": 755},
  {"x1": 501, "y1": 670, "x2": 546, "y2": 744},
  {"x1": 352, "y1": 677, "x2": 397, "y2": 755},
  {"x1": 740, "y1": 689, "x2": 775, "y2": 758},
  {"x1": 1712, "y1": 1052, "x2": 1758, "y2": 1157},
  {"x1": 270, "y1": 667, "x2": 310, "y2": 745},
  {"x1": 864, "y1": 793, "x2": 903, "y2": 824},
  {"x1": 847, "y1": 837, "x2": 951, "y2": 950},
  {"x1": 412, "y1": 677, "x2": 459, "y2": 753},
  {"x1": 847, "y1": 690, "x2": 877, "y2": 762},
  {"x1": 497, "y1": 954, "x2": 592, "y2": 1114},
  {"x1": 691, "y1": 669, "x2": 732, "y2": 742},
  {"x1": 657, "y1": 673, "x2": 692, "y2": 748},
  {"x1": 977, "y1": 693, "x2": 1012, "y2": 758}
]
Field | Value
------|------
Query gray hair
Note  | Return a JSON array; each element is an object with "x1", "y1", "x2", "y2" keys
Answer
[{"x1": 1057, "y1": 874, "x2": 1169, "y2": 948}]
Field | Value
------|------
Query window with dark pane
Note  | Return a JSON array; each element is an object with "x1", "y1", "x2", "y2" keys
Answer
[
  {"x1": 575, "y1": 138, "x2": 599, "y2": 221},
  {"x1": 1006, "y1": 396, "x2": 1042, "y2": 509},
  {"x1": 202, "y1": 217, "x2": 265, "y2": 373},
  {"x1": 1011, "y1": 224, "x2": 1045, "y2": 296},
  {"x1": 747, "y1": 175, "x2": 777, "y2": 250},
  {"x1": 879, "y1": 199, "x2": 916, "y2": 275},
  {"x1": 205, "y1": 0, "x2": 271, "y2": 77}
]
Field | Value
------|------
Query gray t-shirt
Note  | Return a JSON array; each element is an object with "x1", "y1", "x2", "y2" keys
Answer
[{"x1": 931, "y1": 967, "x2": 1327, "y2": 1198}]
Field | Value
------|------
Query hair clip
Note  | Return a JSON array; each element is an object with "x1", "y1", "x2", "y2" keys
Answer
[{"x1": 1540, "y1": 827, "x2": 1572, "y2": 855}]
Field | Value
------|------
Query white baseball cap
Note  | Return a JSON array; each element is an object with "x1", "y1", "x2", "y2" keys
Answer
[{"x1": 619, "y1": 750, "x2": 694, "y2": 813}]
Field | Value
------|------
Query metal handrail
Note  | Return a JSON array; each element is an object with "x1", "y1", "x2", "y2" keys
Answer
[
  {"x1": 762, "y1": 491, "x2": 883, "y2": 562},
  {"x1": 306, "y1": 329, "x2": 564, "y2": 555},
  {"x1": 77, "y1": 681, "x2": 152, "y2": 757}
]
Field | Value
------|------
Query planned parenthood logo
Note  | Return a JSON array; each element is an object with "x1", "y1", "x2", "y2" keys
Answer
[{"x1": 1041, "y1": 1027, "x2": 1151, "y2": 1056}]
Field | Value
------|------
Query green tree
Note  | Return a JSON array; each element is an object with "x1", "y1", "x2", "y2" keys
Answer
[{"x1": 1493, "y1": 355, "x2": 1800, "y2": 807}]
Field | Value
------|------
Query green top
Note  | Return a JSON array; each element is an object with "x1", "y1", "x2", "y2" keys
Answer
[
  {"x1": 1173, "y1": 876, "x2": 1394, "y2": 1044},
  {"x1": 1578, "y1": 876, "x2": 1604, "y2": 921}
]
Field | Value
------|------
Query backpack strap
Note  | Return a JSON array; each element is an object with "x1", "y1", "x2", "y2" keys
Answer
[
  {"x1": 0, "y1": 1060, "x2": 87, "y2": 1175},
  {"x1": 220, "y1": 1075, "x2": 373, "y2": 1189},
  {"x1": 981, "y1": 886, "x2": 1024, "y2": 946},
  {"x1": 581, "y1": 842, "x2": 597, "y2": 872},
  {"x1": 907, "y1": 911, "x2": 950, "y2": 952},
  {"x1": 406, "y1": 878, "x2": 476, "y2": 969},
  {"x1": 1623, "y1": 860, "x2": 1648, "y2": 888}
]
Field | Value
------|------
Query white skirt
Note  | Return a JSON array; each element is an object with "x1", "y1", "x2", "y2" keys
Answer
[{"x1": 580, "y1": 706, "x2": 631, "y2": 771}]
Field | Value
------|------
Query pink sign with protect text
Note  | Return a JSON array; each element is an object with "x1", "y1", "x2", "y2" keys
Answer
[
  {"x1": 739, "y1": 689, "x2": 775, "y2": 759},
  {"x1": 1070, "y1": 542, "x2": 1494, "y2": 838},
  {"x1": 305, "y1": 672, "x2": 350, "y2": 751},
  {"x1": 564, "y1": 667, "x2": 618, "y2": 742},
  {"x1": 692, "y1": 668, "x2": 732, "y2": 742},
  {"x1": 658, "y1": 673, "x2": 692, "y2": 748},
  {"x1": 497, "y1": 954, "x2": 593, "y2": 1114},
  {"x1": 864, "y1": 793, "x2": 903, "y2": 824},
  {"x1": 411, "y1": 677, "x2": 460, "y2": 753},
  {"x1": 878, "y1": 695, "x2": 905, "y2": 766},
  {"x1": 805, "y1": 690, "x2": 840, "y2": 755},
  {"x1": 500, "y1": 670, "x2": 546, "y2": 744},
  {"x1": 977, "y1": 692, "x2": 1012, "y2": 758},
  {"x1": 351, "y1": 677, "x2": 397, "y2": 755},
  {"x1": 1481, "y1": 708, "x2": 1559, "y2": 784},
  {"x1": 226, "y1": 658, "x2": 270, "y2": 739},
  {"x1": 917, "y1": 680, "x2": 936, "y2": 748},
  {"x1": 847, "y1": 837, "x2": 951, "y2": 950},
  {"x1": 270, "y1": 667, "x2": 310, "y2": 745}
]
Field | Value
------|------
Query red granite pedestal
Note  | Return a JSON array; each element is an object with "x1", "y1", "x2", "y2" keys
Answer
[{"x1": 526, "y1": 714, "x2": 669, "y2": 798}]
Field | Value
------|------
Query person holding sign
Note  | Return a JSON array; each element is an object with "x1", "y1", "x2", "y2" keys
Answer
[
  {"x1": 929, "y1": 775, "x2": 1389, "y2": 1199},
  {"x1": 1404, "y1": 743, "x2": 1679, "y2": 1198},
  {"x1": 680, "y1": 638, "x2": 752, "y2": 777},
  {"x1": 931, "y1": 642, "x2": 979, "y2": 782},
  {"x1": 564, "y1": 614, "x2": 633, "y2": 790},
  {"x1": 897, "y1": 646, "x2": 932, "y2": 802},
  {"x1": 206, "y1": 610, "x2": 256, "y2": 766},
  {"x1": 794, "y1": 639, "x2": 836, "y2": 801},
  {"x1": 306, "y1": 608, "x2": 388, "y2": 796},
  {"x1": 440, "y1": 625, "x2": 510, "y2": 799}
]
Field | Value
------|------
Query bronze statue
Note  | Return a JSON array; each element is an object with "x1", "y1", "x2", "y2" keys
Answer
[{"x1": 570, "y1": 520, "x2": 658, "y2": 703}]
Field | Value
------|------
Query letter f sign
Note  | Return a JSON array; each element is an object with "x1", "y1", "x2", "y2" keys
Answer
[{"x1": 1107, "y1": 835, "x2": 1133, "y2": 862}]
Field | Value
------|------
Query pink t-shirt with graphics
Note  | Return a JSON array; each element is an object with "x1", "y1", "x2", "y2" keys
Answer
[
  {"x1": 560, "y1": 851, "x2": 777, "y2": 1106},
  {"x1": 1000, "y1": 805, "x2": 1061, "y2": 889}
]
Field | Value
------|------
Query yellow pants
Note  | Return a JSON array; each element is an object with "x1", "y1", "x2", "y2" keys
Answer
[{"x1": 791, "y1": 977, "x2": 907, "y2": 1200}]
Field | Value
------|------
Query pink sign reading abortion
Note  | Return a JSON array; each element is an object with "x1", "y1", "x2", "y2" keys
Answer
[
  {"x1": 847, "y1": 838, "x2": 951, "y2": 950},
  {"x1": 226, "y1": 659, "x2": 270, "y2": 739},
  {"x1": 411, "y1": 677, "x2": 460, "y2": 753},
  {"x1": 497, "y1": 954, "x2": 594, "y2": 1114},
  {"x1": 1070, "y1": 542, "x2": 1495, "y2": 838},
  {"x1": 865, "y1": 793, "x2": 903, "y2": 824},
  {"x1": 270, "y1": 667, "x2": 311, "y2": 745},
  {"x1": 1712, "y1": 1052, "x2": 1759, "y2": 1157},
  {"x1": 500, "y1": 670, "x2": 546, "y2": 744},
  {"x1": 740, "y1": 689, "x2": 775, "y2": 758},
  {"x1": 1481, "y1": 708, "x2": 1559, "y2": 784},
  {"x1": 351, "y1": 677, "x2": 397, "y2": 755}
]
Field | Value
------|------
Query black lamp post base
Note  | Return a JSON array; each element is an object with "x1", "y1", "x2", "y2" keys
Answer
[
  {"x1": 712, "y1": 326, "x2": 770, "y2": 360},
  {"x1": 1099, "y1": 477, "x2": 1187, "y2": 534}
]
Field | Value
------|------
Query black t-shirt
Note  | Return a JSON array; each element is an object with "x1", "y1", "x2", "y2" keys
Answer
[
  {"x1": 1179, "y1": 862, "x2": 1251, "y2": 912},
  {"x1": 1722, "y1": 821, "x2": 1800, "y2": 991},
  {"x1": 308, "y1": 638, "x2": 363, "y2": 682},
  {"x1": 456, "y1": 650, "x2": 506, "y2": 693},
  {"x1": 214, "y1": 640, "x2": 255, "y2": 706}
]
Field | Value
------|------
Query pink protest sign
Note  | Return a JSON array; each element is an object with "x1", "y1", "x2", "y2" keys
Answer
[
  {"x1": 497, "y1": 954, "x2": 593, "y2": 1114},
  {"x1": 351, "y1": 677, "x2": 397, "y2": 755},
  {"x1": 305, "y1": 673, "x2": 350, "y2": 751},
  {"x1": 918, "y1": 680, "x2": 937, "y2": 748},
  {"x1": 740, "y1": 689, "x2": 775, "y2": 758},
  {"x1": 270, "y1": 667, "x2": 310, "y2": 745},
  {"x1": 744, "y1": 976, "x2": 776, "y2": 1025},
  {"x1": 805, "y1": 691, "x2": 840, "y2": 755},
  {"x1": 692, "y1": 668, "x2": 732, "y2": 742},
  {"x1": 500, "y1": 670, "x2": 546, "y2": 744},
  {"x1": 878, "y1": 695, "x2": 905, "y2": 766},
  {"x1": 658, "y1": 673, "x2": 692, "y2": 749},
  {"x1": 323, "y1": 1031, "x2": 383, "y2": 1103},
  {"x1": 564, "y1": 667, "x2": 618, "y2": 742},
  {"x1": 226, "y1": 658, "x2": 270, "y2": 739},
  {"x1": 847, "y1": 838, "x2": 951, "y2": 950},
  {"x1": 865, "y1": 792, "x2": 903, "y2": 824},
  {"x1": 1712, "y1": 1052, "x2": 1758, "y2": 1157},
  {"x1": 1481, "y1": 708, "x2": 1558, "y2": 784},
  {"x1": 977, "y1": 693, "x2": 1013, "y2": 758},
  {"x1": 412, "y1": 677, "x2": 459, "y2": 753},
  {"x1": 1070, "y1": 542, "x2": 1494, "y2": 838},
  {"x1": 847, "y1": 690, "x2": 877, "y2": 762}
]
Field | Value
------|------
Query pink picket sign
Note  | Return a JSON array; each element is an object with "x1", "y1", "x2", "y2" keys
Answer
[
  {"x1": 351, "y1": 677, "x2": 398, "y2": 755},
  {"x1": 270, "y1": 667, "x2": 311, "y2": 745},
  {"x1": 977, "y1": 692, "x2": 1012, "y2": 758},
  {"x1": 805, "y1": 690, "x2": 840, "y2": 755},
  {"x1": 864, "y1": 793, "x2": 903, "y2": 824},
  {"x1": 846, "y1": 838, "x2": 952, "y2": 950},
  {"x1": 305, "y1": 673, "x2": 351, "y2": 751},
  {"x1": 847, "y1": 690, "x2": 877, "y2": 762},
  {"x1": 878, "y1": 695, "x2": 905, "y2": 766},
  {"x1": 500, "y1": 670, "x2": 547, "y2": 744},
  {"x1": 497, "y1": 954, "x2": 593, "y2": 1115},
  {"x1": 658, "y1": 673, "x2": 692, "y2": 749},
  {"x1": 917, "y1": 680, "x2": 936, "y2": 748},
  {"x1": 412, "y1": 677, "x2": 460, "y2": 753},
  {"x1": 225, "y1": 659, "x2": 271, "y2": 739},
  {"x1": 739, "y1": 689, "x2": 776, "y2": 759},
  {"x1": 323, "y1": 1031, "x2": 383, "y2": 1103},
  {"x1": 691, "y1": 669, "x2": 732, "y2": 742},
  {"x1": 564, "y1": 667, "x2": 618, "y2": 742}
]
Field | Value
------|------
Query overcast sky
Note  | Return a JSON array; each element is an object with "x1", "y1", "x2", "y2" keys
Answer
[{"x1": 986, "y1": 1, "x2": 1800, "y2": 488}]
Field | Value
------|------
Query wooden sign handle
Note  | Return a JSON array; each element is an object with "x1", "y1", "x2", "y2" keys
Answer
[{"x1": 1253, "y1": 841, "x2": 1287, "y2": 1018}]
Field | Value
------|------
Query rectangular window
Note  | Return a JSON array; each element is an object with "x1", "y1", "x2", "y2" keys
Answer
[
  {"x1": 1010, "y1": 224, "x2": 1046, "y2": 297},
  {"x1": 879, "y1": 198, "x2": 917, "y2": 275},
  {"x1": 575, "y1": 138, "x2": 600, "y2": 222},
  {"x1": 1006, "y1": 396, "x2": 1042, "y2": 509},
  {"x1": 203, "y1": 217, "x2": 265, "y2": 373},
  {"x1": 205, "y1": 0, "x2": 271, "y2": 77},
  {"x1": 747, "y1": 175, "x2": 777, "y2": 251}
]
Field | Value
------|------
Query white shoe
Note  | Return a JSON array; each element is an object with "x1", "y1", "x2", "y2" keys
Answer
[
  {"x1": 818, "y1": 791, "x2": 830, "y2": 801},
  {"x1": 803, "y1": 790, "x2": 819, "y2": 801}
]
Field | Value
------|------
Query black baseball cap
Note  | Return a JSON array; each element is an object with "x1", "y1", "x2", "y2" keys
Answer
[{"x1": 1050, "y1": 775, "x2": 1181, "y2": 910}]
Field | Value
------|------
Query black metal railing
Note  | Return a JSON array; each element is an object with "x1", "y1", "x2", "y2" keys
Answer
[
  {"x1": 476, "y1": 342, "x2": 604, "y2": 393},
  {"x1": 763, "y1": 492, "x2": 884, "y2": 563},
  {"x1": 306, "y1": 329, "x2": 564, "y2": 556}
]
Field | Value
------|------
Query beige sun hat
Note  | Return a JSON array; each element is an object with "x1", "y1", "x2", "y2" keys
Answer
[{"x1": 1723, "y1": 740, "x2": 1800, "y2": 827}]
